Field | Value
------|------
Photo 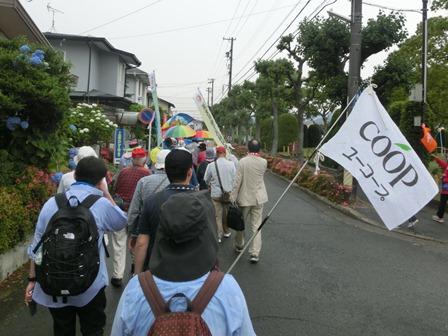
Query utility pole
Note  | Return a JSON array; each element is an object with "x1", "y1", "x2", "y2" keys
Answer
[
  {"x1": 421, "y1": 0, "x2": 428, "y2": 123},
  {"x1": 347, "y1": 0, "x2": 362, "y2": 199},
  {"x1": 206, "y1": 87, "x2": 211, "y2": 106},
  {"x1": 223, "y1": 37, "x2": 236, "y2": 95},
  {"x1": 347, "y1": 0, "x2": 362, "y2": 107},
  {"x1": 208, "y1": 78, "x2": 215, "y2": 106}
]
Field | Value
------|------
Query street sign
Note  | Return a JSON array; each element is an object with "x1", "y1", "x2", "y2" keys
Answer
[
  {"x1": 138, "y1": 108, "x2": 155, "y2": 125},
  {"x1": 114, "y1": 128, "x2": 125, "y2": 164}
]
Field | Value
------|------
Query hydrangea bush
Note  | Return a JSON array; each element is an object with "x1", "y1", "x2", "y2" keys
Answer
[{"x1": 67, "y1": 103, "x2": 117, "y2": 147}]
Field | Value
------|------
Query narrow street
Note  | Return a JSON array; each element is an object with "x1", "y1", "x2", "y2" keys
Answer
[{"x1": 2, "y1": 172, "x2": 448, "y2": 335}]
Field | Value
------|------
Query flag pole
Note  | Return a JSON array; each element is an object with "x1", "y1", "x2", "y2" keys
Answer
[{"x1": 226, "y1": 93, "x2": 359, "y2": 274}]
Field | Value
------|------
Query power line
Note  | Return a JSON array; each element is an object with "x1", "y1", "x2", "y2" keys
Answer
[
  {"x1": 216, "y1": 0, "x2": 336, "y2": 103},
  {"x1": 208, "y1": 0, "x2": 243, "y2": 80},
  {"x1": 233, "y1": 0, "x2": 259, "y2": 37},
  {"x1": 232, "y1": 0, "x2": 335, "y2": 86},
  {"x1": 230, "y1": 0, "x2": 310, "y2": 86},
  {"x1": 110, "y1": 3, "x2": 299, "y2": 40},
  {"x1": 230, "y1": 0, "x2": 254, "y2": 37},
  {"x1": 79, "y1": 0, "x2": 164, "y2": 35}
]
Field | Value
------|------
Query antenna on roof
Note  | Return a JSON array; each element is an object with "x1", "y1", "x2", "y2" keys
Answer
[{"x1": 47, "y1": 3, "x2": 64, "y2": 33}]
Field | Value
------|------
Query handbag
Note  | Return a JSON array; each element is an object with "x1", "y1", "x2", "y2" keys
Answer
[
  {"x1": 215, "y1": 160, "x2": 230, "y2": 203},
  {"x1": 227, "y1": 203, "x2": 245, "y2": 231}
]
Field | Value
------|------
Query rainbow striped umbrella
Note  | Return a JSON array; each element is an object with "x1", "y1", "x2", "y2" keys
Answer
[
  {"x1": 193, "y1": 130, "x2": 213, "y2": 140},
  {"x1": 165, "y1": 125, "x2": 196, "y2": 138}
]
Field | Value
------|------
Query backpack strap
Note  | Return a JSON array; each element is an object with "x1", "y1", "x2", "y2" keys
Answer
[
  {"x1": 138, "y1": 271, "x2": 167, "y2": 317},
  {"x1": 214, "y1": 160, "x2": 226, "y2": 195},
  {"x1": 80, "y1": 194, "x2": 102, "y2": 208},
  {"x1": 54, "y1": 193, "x2": 69, "y2": 209},
  {"x1": 191, "y1": 271, "x2": 225, "y2": 315}
]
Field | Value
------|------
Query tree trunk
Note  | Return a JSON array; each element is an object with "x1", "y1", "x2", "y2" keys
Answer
[
  {"x1": 271, "y1": 100, "x2": 279, "y2": 156},
  {"x1": 296, "y1": 110, "x2": 304, "y2": 160},
  {"x1": 255, "y1": 119, "x2": 261, "y2": 141}
]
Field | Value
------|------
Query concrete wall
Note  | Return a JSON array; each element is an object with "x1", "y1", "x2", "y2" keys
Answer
[{"x1": 0, "y1": 235, "x2": 32, "y2": 282}]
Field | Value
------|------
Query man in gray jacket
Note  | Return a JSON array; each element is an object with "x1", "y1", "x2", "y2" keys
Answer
[{"x1": 231, "y1": 139, "x2": 268, "y2": 263}]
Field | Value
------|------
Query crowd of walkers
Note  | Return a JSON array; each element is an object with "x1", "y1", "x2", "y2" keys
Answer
[{"x1": 24, "y1": 138, "x2": 268, "y2": 335}]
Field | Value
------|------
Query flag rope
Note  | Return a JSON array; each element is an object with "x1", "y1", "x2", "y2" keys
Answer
[{"x1": 226, "y1": 93, "x2": 359, "y2": 274}]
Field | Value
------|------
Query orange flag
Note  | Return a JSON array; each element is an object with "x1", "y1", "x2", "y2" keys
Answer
[{"x1": 420, "y1": 123, "x2": 437, "y2": 153}]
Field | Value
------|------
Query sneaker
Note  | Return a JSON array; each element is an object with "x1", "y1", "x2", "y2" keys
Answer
[
  {"x1": 432, "y1": 215, "x2": 444, "y2": 223},
  {"x1": 218, "y1": 237, "x2": 222, "y2": 243},
  {"x1": 111, "y1": 278, "x2": 122, "y2": 288},
  {"x1": 223, "y1": 232, "x2": 232, "y2": 238},
  {"x1": 235, "y1": 246, "x2": 244, "y2": 253},
  {"x1": 249, "y1": 255, "x2": 259, "y2": 263},
  {"x1": 408, "y1": 218, "x2": 419, "y2": 228}
]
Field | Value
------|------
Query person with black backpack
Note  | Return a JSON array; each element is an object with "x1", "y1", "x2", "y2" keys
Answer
[
  {"x1": 111, "y1": 191, "x2": 255, "y2": 335},
  {"x1": 24, "y1": 156, "x2": 127, "y2": 336}
]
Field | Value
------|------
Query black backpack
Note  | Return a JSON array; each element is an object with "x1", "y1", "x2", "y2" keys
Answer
[{"x1": 34, "y1": 193, "x2": 104, "y2": 303}]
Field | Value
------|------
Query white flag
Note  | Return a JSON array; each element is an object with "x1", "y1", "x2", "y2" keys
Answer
[{"x1": 320, "y1": 87, "x2": 438, "y2": 230}]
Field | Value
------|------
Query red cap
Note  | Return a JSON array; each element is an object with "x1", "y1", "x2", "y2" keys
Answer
[
  {"x1": 216, "y1": 146, "x2": 226, "y2": 154},
  {"x1": 132, "y1": 147, "x2": 147, "y2": 158}
]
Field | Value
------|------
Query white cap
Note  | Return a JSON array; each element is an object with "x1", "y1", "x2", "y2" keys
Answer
[
  {"x1": 155, "y1": 149, "x2": 171, "y2": 169},
  {"x1": 74, "y1": 146, "x2": 98, "y2": 164}
]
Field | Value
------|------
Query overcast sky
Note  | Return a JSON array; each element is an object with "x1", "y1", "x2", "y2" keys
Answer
[{"x1": 22, "y1": 0, "x2": 446, "y2": 111}]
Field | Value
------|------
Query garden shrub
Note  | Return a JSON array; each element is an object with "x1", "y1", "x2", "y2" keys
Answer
[
  {"x1": 0, "y1": 167, "x2": 55, "y2": 254},
  {"x1": 0, "y1": 187, "x2": 32, "y2": 254},
  {"x1": 67, "y1": 103, "x2": 117, "y2": 147},
  {"x1": 278, "y1": 113, "x2": 298, "y2": 150},
  {"x1": 0, "y1": 37, "x2": 72, "y2": 168}
]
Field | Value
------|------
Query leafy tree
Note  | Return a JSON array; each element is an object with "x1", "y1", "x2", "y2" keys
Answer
[
  {"x1": 0, "y1": 38, "x2": 72, "y2": 168},
  {"x1": 278, "y1": 12, "x2": 406, "y2": 159},
  {"x1": 254, "y1": 59, "x2": 294, "y2": 155},
  {"x1": 372, "y1": 16, "x2": 448, "y2": 127},
  {"x1": 432, "y1": 0, "x2": 448, "y2": 10}
]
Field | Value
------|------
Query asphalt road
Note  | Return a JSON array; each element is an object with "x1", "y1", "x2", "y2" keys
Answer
[{"x1": 2, "y1": 172, "x2": 448, "y2": 335}]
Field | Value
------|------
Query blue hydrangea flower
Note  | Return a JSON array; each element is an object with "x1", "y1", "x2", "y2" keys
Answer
[
  {"x1": 68, "y1": 159, "x2": 77, "y2": 170},
  {"x1": 51, "y1": 172, "x2": 63, "y2": 185},
  {"x1": 29, "y1": 55, "x2": 42, "y2": 65},
  {"x1": 19, "y1": 44, "x2": 31, "y2": 54},
  {"x1": 20, "y1": 121, "x2": 29, "y2": 129},
  {"x1": 6, "y1": 116, "x2": 21, "y2": 131},
  {"x1": 32, "y1": 50, "x2": 45, "y2": 61},
  {"x1": 68, "y1": 148, "x2": 78, "y2": 159},
  {"x1": 69, "y1": 124, "x2": 77, "y2": 133}
]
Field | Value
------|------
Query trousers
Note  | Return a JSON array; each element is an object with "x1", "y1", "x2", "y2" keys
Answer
[
  {"x1": 235, "y1": 204, "x2": 263, "y2": 257},
  {"x1": 48, "y1": 288, "x2": 106, "y2": 336},
  {"x1": 437, "y1": 194, "x2": 448, "y2": 218},
  {"x1": 212, "y1": 199, "x2": 230, "y2": 237},
  {"x1": 111, "y1": 228, "x2": 127, "y2": 279}
]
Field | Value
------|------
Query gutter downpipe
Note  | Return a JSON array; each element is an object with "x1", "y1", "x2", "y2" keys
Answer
[{"x1": 86, "y1": 41, "x2": 92, "y2": 103}]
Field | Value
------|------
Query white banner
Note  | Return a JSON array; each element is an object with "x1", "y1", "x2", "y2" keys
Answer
[
  {"x1": 320, "y1": 87, "x2": 438, "y2": 230},
  {"x1": 193, "y1": 89, "x2": 225, "y2": 147}
]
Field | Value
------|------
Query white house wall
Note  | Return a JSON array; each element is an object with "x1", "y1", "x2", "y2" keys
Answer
[
  {"x1": 53, "y1": 40, "x2": 90, "y2": 92},
  {"x1": 98, "y1": 51, "x2": 120, "y2": 96}
]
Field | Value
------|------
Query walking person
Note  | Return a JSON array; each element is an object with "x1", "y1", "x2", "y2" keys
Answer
[
  {"x1": 111, "y1": 192, "x2": 256, "y2": 336},
  {"x1": 111, "y1": 148, "x2": 150, "y2": 287},
  {"x1": 133, "y1": 149, "x2": 197, "y2": 274},
  {"x1": 24, "y1": 157, "x2": 127, "y2": 336},
  {"x1": 204, "y1": 146, "x2": 236, "y2": 242},
  {"x1": 432, "y1": 154, "x2": 448, "y2": 223},
  {"x1": 197, "y1": 147, "x2": 215, "y2": 190},
  {"x1": 127, "y1": 149, "x2": 171, "y2": 274},
  {"x1": 57, "y1": 146, "x2": 98, "y2": 193},
  {"x1": 231, "y1": 139, "x2": 268, "y2": 263}
]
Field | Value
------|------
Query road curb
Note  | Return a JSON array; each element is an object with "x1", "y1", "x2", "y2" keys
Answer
[{"x1": 268, "y1": 171, "x2": 448, "y2": 245}]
